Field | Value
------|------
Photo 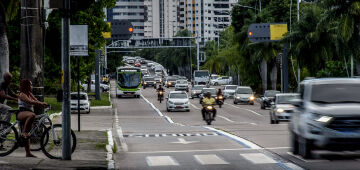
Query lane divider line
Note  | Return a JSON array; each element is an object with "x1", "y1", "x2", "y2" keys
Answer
[
  {"x1": 141, "y1": 94, "x2": 185, "y2": 126},
  {"x1": 203, "y1": 126, "x2": 261, "y2": 149},
  {"x1": 114, "y1": 108, "x2": 128, "y2": 152},
  {"x1": 218, "y1": 115, "x2": 235, "y2": 123},
  {"x1": 224, "y1": 103, "x2": 263, "y2": 116},
  {"x1": 106, "y1": 129, "x2": 115, "y2": 170}
]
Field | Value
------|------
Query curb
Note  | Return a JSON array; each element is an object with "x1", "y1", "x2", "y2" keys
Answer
[{"x1": 106, "y1": 129, "x2": 115, "y2": 170}]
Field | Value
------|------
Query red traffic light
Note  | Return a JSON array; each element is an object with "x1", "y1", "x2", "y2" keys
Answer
[
  {"x1": 129, "y1": 27, "x2": 133, "y2": 32},
  {"x1": 248, "y1": 31, "x2": 253, "y2": 36}
]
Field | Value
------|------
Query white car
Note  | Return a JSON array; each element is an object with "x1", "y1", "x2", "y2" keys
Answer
[
  {"x1": 233, "y1": 86, "x2": 255, "y2": 105},
  {"x1": 175, "y1": 79, "x2": 189, "y2": 92},
  {"x1": 223, "y1": 85, "x2": 237, "y2": 98},
  {"x1": 70, "y1": 92, "x2": 90, "y2": 114},
  {"x1": 166, "y1": 91, "x2": 190, "y2": 112},
  {"x1": 82, "y1": 80, "x2": 110, "y2": 92},
  {"x1": 211, "y1": 76, "x2": 232, "y2": 86}
]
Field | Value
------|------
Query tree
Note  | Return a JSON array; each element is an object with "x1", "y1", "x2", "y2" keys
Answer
[{"x1": 0, "y1": 0, "x2": 20, "y2": 81}]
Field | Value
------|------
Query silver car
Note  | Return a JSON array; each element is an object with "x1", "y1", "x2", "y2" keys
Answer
[
  {"x1": 191, "y1": 85, "x2": 206, "y2": 98},
  {"x1": 223, "y1": 85, "x2": 237, "y2": 99},
  {"x1": 290, "y1": 78, "x2": 360, "y2": 159},
  {"x1": 175, "y1": 80, "x2": 189, "y2": 92},
  {"x1": 269, "y1": 93, "x2": 300, "y2": 124},
  {"x1": 233, "y1": 86, "x2": 255, "y2": 105}
]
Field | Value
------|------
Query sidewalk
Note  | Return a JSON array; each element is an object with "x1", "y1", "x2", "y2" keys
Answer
[{"x1": 0, "y1": 108, "x2": 114, "y2": 170}]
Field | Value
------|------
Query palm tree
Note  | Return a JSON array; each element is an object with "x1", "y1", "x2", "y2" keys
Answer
[{"x1": 0, "y1": 0, "x2": 19, "y2": 81}]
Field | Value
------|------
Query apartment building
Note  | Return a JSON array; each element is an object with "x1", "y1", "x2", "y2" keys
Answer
[
  {"x1": 107, "y1": 0, "x2": 145, "y2": 40},
  {"x1": 144, "y1": 0, "x2": 180, "y2": 38},
  {"x1": 181, "y1": 0, "x2": 238, "y2": 43}
]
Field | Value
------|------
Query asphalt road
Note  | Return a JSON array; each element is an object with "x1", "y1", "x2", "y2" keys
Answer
[{"x1": 111, "y1": 67, "x2": 360, "y2": 170}]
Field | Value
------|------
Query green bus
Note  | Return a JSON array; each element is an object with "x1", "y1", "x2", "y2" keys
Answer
[{"x1": 116, "y1": 67, "x2": 142, "y2": 98}]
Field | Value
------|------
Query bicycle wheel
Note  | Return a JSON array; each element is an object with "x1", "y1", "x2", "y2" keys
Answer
[
  {"x1": 41, "y1": 124, "x2": 77, "y2": 159},
  {"x1": 0, "y1": 121, "x2": 18, "y2": 157},
  {"x1": 30, "y1": 123, "x2": 48, "y2": 151}
]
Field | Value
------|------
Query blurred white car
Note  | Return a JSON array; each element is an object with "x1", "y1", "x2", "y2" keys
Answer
[
  {"x1": 175, "y1": 79, "x2": 189, "y2": 92},
  {"x1": 211, "y1": 76, "x2": 232, "y2": 86},
  {"x1": 166, "y1": 91, "x2": 190, "y2": 112},
  {"x1": 223, "y1": 85, "x2": 237, "y2": 98},
  {"x1": 82, "y1": 80, "x2": 109, "y2": 92},
  {"x1": 70, "y1": 92, "x2": 90, "y2": 114}
]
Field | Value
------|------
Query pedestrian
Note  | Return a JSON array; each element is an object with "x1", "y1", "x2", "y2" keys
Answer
[
  {"x1": 17, "y1": 79, "x2": 48, "y2": 157},
  {"x1": 0, "y1": 72, "x2": 18, "y2": 122}
]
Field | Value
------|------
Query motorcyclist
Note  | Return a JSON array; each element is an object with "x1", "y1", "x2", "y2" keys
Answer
[
  {"x1": 156, "y1": 85, "x2": 165, "y2": 100},
  {"x1": 201, "y1": 92, "x2": 216, "y2": 120},
  {"x1": 217, "y1": 89, "x2": 223, "y2": 97}
]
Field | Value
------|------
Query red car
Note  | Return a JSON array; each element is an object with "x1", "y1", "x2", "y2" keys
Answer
[{"x1": 134, "y1": 62, "x2": 141, "y2": 67}]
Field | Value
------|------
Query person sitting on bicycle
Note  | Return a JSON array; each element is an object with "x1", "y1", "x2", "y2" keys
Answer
[
  {"x1": 17, "y1": 80, "x2": 47, "y2": 157},
  {"x1": 201, "y1": 92, "x2": 216, "y2": 120},
  {"x1": 0, "y1": 72, "x2": 18, "y2": 122}
]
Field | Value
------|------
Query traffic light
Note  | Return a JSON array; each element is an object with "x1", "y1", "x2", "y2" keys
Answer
[{"x1": 110, "y1": 20, "x2": 134, "y2": 40}]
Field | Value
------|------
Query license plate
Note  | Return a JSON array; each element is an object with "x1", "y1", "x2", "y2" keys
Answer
[{"x1": 176, "y1": 106, "x2": 183, "y2": 108}]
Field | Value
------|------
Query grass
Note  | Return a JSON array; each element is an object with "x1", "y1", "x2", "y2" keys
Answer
[
  {"x1": 95, "y1": 142, "x2": 107, "y2": 152},
  {"x1": 113, "y1": 142, "x2": 117, "y2": 153},
  {"x1": 88, "y1": 92, "x2": 111, "y2": 107}
]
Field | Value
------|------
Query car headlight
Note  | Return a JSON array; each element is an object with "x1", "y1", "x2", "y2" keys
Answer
[
  {"x1": 277, "y1": 108, "x2": 284, "y2": 113},
  {"x1": 249, "y1": 96, "x2": 255, "y2": 100},
  {"x1": 236, "y1": 96, "x2": 240, "y2": 99},
  {"x1": 316, "y1": 116, "x2": 333, "y2": 123}
]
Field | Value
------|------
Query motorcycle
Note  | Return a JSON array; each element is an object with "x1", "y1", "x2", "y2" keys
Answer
[
  {"x1": 202, "y1": 105, "x2": 216, "y2": 125},
  {"x1": 216, "y1": 95, "x2": 224, "y2": 108},
  {"x1": 158, "y1": 91, "x2": 164, "y2": 103}
]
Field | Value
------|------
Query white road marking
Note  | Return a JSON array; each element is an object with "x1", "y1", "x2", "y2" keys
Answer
[
  {"x1": 224, "y1": 103, "x2": 263, "y2": 116},
  {"x1": 127, "y1": 147, "x2": 291, "y2": 154},
  {"x1": 146, "y1": 156, "x2": 179, "y2": 166},
  {"x1": 0, "y1": 161, "x2": 8, "y2": 164},
  {"x1": 171, "y1": 138, "x2": 199, "y2": 144},
  {"x1": 114, "y1": 108, "x2": 128, "y2": 152},
  {"x1": 218, "y1": 115, "x2": 235, "y2": 123},
  {"x1": 283, "y1": 163, "x2": 304, "y2": 170},
  {"x1": 204, "y1": 126, "x2": 261, "y2": 149},
  {"x1": 194, "y1": 154, "x2": 229, "y2": 165},
  {"x1": 190, "y1": 103, "x2": 201, "y2": 110},
  {"x1": 240, "y1": 153, "x2": 277, "y2": 164}
]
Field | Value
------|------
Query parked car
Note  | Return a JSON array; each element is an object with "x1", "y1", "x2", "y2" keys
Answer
[
  {"x1": 175, "y1": 79, "x2": 189, "y2": 92},
  {"x1": 260, "y1": 90, "x2": 280, "y2": 109},
  {"x1": 211, "y1": 76, "x2": 232, "y2": 86},
  {"x1": 82, "y1": 81, "x2": 109, "y2": 92},
  {"x1": 199, "y1": 88, "x2": 217, "y2": 104},
  {"x1": 290, "y1": 78, "x2": 360, "y2": 159},
  {"x1": 166, "y1": 91, "x2": 190, "y2": 112},
  {"x1": 165, "y1": 76, "x2": 178, "y2": 88},
  {"x1": 223, "y1": 85, "x2": 238, "y2": 99},
  {"x1": 70, "y1": 92, "x2": 90, "y2": 114},
  {"x1": 191, "y1": 85, "x2": 206, "y2": 98},
  {"x1": 143, "y1": 77, "x2": 156, "y2": 89},
  {"x1": 269, "y1": 93, "x2": 300, "y2": 124},
  {"x1": 233, "y1": 86, "x2": 255, "y2": 105}
]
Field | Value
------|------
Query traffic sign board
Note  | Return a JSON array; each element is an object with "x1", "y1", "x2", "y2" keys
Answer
[{"x1": 248, "y1": 23, "x2": 288, "y2": 42}]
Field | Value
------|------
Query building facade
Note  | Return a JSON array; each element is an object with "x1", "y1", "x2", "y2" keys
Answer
[
  {"x1": 181, "y1": 0, "x2": 238, "y2": 44},
  {"x1": 107, "y1": 0, "x2": 145, "y2": 40}
]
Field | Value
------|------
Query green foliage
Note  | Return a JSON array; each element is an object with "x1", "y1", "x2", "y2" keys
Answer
[
  {"x1": 316, "y1": 61, "x2": 350, "y2": 78},
  {"x1": 89, "y1": 92, "x2": 111, "y2": 106}
]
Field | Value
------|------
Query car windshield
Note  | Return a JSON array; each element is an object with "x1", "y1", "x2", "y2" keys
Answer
[
  {"x1": 144, "y1": 77, "x2": 154, "y2": 81},
  {"x1": 276, "y1": 95, "x2": 300, "y2": 104},
  {"x1": 202, "y1": 89, "x2": 216, "y2": 95},
  {"x1": 71, "y1": 94, "x2": 87, "y2": 100},
  {"x1": 118, "y1": 73, "x2": 141, "y2": 88},
  {"x1": 177, "y1": 80, "x2": 187, "y2": 84},
  {"x1": 194, "y1": 71, "x2": 209, "y2": 77},
  {"x1": 167, "y1": 78, "x2": 177, "y2": 81},
  {"x1": 237, "y1": 88, "x2": 253, "y2": 94},
  {"x1": 265, "y1": 91, "x2": 279, "y2": 97},
  {"x1": 311, "y1": 84, "x2": 360, "y2": 104},
  {"x1": 193, "y1": 86, "x2": 205, "y2": 90},
  {"x1": 170, "y1": 93, "x2": 187, "y2": 99},
  {"x1": 225, "y1": 86, "x2": 237, "y2": 90}
]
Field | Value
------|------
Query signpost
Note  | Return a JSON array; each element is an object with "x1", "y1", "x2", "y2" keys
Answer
[
  {"x1": 248, "y1": 23, "x2": 289, "y2": 92},
  {"x1": 70, "y1": 25, "x2": 88, "y2": 132}
]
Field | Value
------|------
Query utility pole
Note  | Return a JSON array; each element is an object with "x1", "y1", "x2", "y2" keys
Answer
[
  {"x1": 61, "y1": 0, "x2": 72, "y2": 160},
  {"x1": 196, "y1": 36, "x2": 200, "y2": 71},
  {"x1": 20, "y1": 0, "x2": 44, "y2": 110},
  {"x1": 95, "y1": 49, "x2": 101, "y2": 100},
  {"x1": 297, "y1": 0, "x2": 301, "y2": 91}
]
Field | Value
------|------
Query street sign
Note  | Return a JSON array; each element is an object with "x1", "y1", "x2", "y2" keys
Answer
[
  {"x1": 70, "y1": 25, "x2": 88, "y2": 56},
  {"x1": 248, "y1": 23, "x2": 288, "y2": 42},
  {"x1": 102, "y1": 22, "x2": 111, "y2": 39}
]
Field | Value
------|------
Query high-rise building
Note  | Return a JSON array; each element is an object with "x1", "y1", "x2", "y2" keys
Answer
[
  {"x1": 181, "y1": 0, "x2": 238, "y2": 44},
  {"x1": 107, "y1": 0, "x2": 145, "y2": 40},
  {"x1": 144, "y1": 0, "x2": 180, "y2": 38}
]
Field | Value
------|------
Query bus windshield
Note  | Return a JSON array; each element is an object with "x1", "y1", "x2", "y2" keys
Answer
[
  {"x1": 118, "y1": 72, "x2": 141, "y2": 88},
  {"x1": 194, "y1": 71, "x2": 209, "y2": 77}
]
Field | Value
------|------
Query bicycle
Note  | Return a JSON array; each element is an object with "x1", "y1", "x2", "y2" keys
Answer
[{"x1": 0, "y1": 106, "x2": 77, "y2": 159}]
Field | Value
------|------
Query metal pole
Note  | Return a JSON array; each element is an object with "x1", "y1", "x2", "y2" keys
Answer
[
  {"x1": 77, "y1": 56, "x2": 80, "y2": 132},
  {"x1": 95, "y1": 49, "x2": 101, "y2": 100},
  {"x1": 297, "y1": 0, "x2": 301, "y2": 92},
  {"x1": 196, "y1": 38, "x2": 200, "y2": 71},
  {"x1": 259, "y1": 0, "x2": 262, "y2": 12},
  {"x1": 283, "y1": 43, "x2": 289, "y2": 93},
  {"x1": 351, "y1": 54, "x2": 354, "y2": 77},
  {"x1": 105, "y1": 46, "x2": 107, "y2": 75},
  {"x1": 61, "y1": 0, "x2": 72, "y2": 160}
]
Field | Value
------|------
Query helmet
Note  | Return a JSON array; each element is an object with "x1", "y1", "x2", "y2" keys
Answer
[{"x1": 205, "y1": 92, "x2": 211, "y2": 97}]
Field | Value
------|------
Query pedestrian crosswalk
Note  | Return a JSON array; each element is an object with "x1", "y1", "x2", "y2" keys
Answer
[
  {"x1": 144, "y1": 153, "x2": 303, "y2": 169},
  {"x1": 123, "y1": 132, "x2": 219, "y2": 138}
]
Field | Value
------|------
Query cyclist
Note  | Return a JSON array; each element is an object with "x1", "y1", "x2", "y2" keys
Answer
[
  {"x1": 201, "y1": 92, "x2": 216, "y2": 120},
  {"x1": 0, "y1": 72, "x2": 18, "y2": 122},
  {"x1": 17, "y1": 79, "x2": 47, "y2": 157}
]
